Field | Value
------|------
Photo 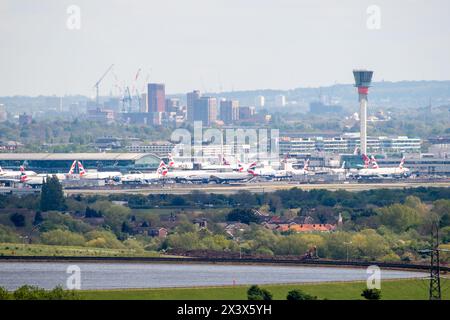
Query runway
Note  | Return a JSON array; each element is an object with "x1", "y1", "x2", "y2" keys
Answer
[{"x1": 64, "y1": 180, "x2": 450, "y2": 195}]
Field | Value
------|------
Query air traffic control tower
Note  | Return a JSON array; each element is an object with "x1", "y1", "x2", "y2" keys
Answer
[{"x1": 353, "y1": 69, "x2": 373, "y2": 155}]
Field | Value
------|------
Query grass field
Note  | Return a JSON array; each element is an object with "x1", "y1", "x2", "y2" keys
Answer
[
  {"x1": 79, "y1": 278, "x2": 450, "y2": 300},
  {"x1": 0, "y1": 242, "x2": 160, "y2": 257}
]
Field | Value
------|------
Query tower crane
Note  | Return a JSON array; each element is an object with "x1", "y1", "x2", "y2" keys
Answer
[{"x1": 93, "y1": 64, "x2": 114, "y2": 105}]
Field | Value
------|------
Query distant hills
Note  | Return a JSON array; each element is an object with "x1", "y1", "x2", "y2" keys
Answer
[
  {"x1": 2, "y1": 80, "x2": 450, "y2": 113},
  {"x1": 198, "y1": 80, "x2": 450, "y2": 111}
]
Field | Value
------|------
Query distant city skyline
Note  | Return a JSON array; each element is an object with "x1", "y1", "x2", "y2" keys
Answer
[{"x1": 1, "y1": 0, "x2": 450, "y2": 97}]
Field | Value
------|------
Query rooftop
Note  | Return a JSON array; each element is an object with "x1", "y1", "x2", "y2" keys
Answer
[{"x1": 0, "y1": 153, "x2": 160, "y2": 161}]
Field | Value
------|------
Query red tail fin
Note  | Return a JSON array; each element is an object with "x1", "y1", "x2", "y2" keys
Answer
[
  {"x1": 168, "y1": 154, "x2": 175, "y2": 167},
  {"x1": 68, "y1": 160, "x2": 77, "y2": 175},
  {"x1": 77, "y1": 161, "x2": 86, "y2": 176},
  {"x1": 399, "y1": 157, "x2": 405, "y2": 169},
  {"x1": 247, "y1": 162, "x2": 257, "y2": 176},
  {"x1": 370, "y1": 156, "x2": 379, "y2": 169},
  {"x1": 362, "y1": 154, "x2": 370, "y2": 168},
  {"x1": 303, "y1": 159, "x2": 310, "y2": 171},
  {"x1": 20, "y1": 172, "x2": 27, "y2": 182}
]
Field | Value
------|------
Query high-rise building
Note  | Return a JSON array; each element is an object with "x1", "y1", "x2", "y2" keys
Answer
[
  {"x1": 187, "y1": 90, "x2": 201, "y2": 122},
  {"x1": 275, "y1": 95, "x2": 286, "y2": 107},
  {"x1": 139, "y1": 93, "x2": 148, "y2": 113},
  {"x1": 219, "y1": 100, "x2": 239, "y2": 124},
  {"x1": 239, "y1": 106, "x2": 256, "y2": 120},
  {"x1": 255, "y1": 95, "x2": 265, "y2": 108},
  {"x1": 193, "y1": 96, "x2": 217, "y2": 126},
  {"x1": 147, "y1": 83, "x2": 166, "y2": 113},
  {"x1": 165, "y1": 98, "x2": 180, "y2": 113}
]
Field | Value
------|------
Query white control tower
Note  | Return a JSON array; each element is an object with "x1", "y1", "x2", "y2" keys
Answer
[{"x1": 353, "y1": 70, "x2": 373, "y2": 155}]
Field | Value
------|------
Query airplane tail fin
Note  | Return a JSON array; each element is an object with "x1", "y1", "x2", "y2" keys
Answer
[
  {"x1": 77, "y1": 161, "x2": 86, "y2": 176},
  {"x1": 68, "y1": 160, "x2": 77, "y2": 175},
  {"x1": 158, "y1": 161, "x2": 169, "y2": 176},
  {"x1": 362, "y1": 154, "x2": 370, "y2": 168},
  {"x1": 237, "y1": 160, "x2": 244, "y2": 172},
  {"x1": 20, "y1": 171, "x2": 27, "y2": 182},
  {"x1": 399, "y1": 157, "x2": 405, "y2": 169},
  {"x1": 370, "y1": 156, "x2": 379, "y2": 169},
  {"x1": 222, "y1": 155, "x2": 230, "y2": 166},
  {"x1": 303, "y1": 159, "x2": 310, "y2": 171},
  {"x1": 168, "y1": 153, "x2": 175, "y2": 168},
  {"x1": 247, "y1": 162, "x2": 257, "y2": 176}
]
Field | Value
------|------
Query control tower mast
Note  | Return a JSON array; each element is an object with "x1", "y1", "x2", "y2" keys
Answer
[{"x1": 353, "y1": 70, "x2": 373, "y2": 155}]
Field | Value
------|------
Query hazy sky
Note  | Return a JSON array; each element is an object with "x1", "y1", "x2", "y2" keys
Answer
[{"x1": 1, "y1": 0, "x2": 449, "y2": 97}]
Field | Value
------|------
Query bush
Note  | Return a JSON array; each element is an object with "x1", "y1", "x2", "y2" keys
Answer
[
  {"x1": 0, "y1": 287, "x2": 11, "y2": 300},
  {"x1": 13, "y1": 285, "x2": 47, "y2": 300},
  {"x1": 11, "y1": 285, "x2": 80, "y2": 300},
  {"x1": 84, "y1": 230, "x2": 124, "y2": 249},
  {"x1": 41, "y1": 229, "x2": 86, "y2": 246},
  {"x1": 247, "y1": 285, "x2": 273, "y2": 301},
  {"x1": 0, "y1": 225, "x2": 20, "y2": 243},
  {"x1": 361, "y1": 288, "x2": 381, "y2": 300},
  {"x1": 286, "y1": 289, "x2": 317, "y2": 300}
]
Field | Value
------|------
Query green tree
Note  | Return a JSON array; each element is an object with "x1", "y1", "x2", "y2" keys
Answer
[
  {"x1": 247, "y1": 285, "x2": 273, "y2": 301},
  {"x1": 33, "y1": 211, "x2": 44, "y2": 226},
  {"x1": 227, "y1": 208, "x2": 259, "y2": 224},
  {"x1": 377, "y1": 204, "x2": 421, "y2": 233},
  {"x1": 286, "y1": 289, "x2": 317, "y2": 300},
  {"x1": 351, "y1": 229, "x2": 391, "y2": 260},
  {"x1": 40, "y1": 176, "x2": 65, "y2": 211},
  {"x1": 10, "y1": 213, "x2": 26, "y2": 227}
]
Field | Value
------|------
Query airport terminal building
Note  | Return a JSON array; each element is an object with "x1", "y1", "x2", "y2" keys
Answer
[{"x1": 0, "y1": 153, "x2": 162, "y2": 173}]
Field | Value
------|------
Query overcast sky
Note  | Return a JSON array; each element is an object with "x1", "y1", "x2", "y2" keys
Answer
[{"x1": 1, "y1": 0, "x2": 449, "y2": 97}]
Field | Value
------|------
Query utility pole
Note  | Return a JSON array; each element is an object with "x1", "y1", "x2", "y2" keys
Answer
[{"x1": 419, "y1": 222, "x2": 449, "y2": 300}]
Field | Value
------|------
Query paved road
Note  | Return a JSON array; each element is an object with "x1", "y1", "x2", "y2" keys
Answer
[{"x1": 64, "y1": 181, "x2": 450, "y2": 195}]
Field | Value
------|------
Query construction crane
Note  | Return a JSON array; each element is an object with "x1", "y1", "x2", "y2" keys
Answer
[
  {"x1": 131, "y1": 68, "x2": 142, "y2": 111},
  {"x1": 93, "y1": 64, "x2": 114, "y2": 105}
]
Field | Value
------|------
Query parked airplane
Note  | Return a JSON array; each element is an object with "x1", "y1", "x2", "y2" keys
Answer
[
  {"x1": 250, "y1": 162, "x2": 292, "y2": 180},
  {"x1": 122, "y1": 161, "x2": 168, "y2": 184},
  {"x1": 77, "y1": 161, "x2": 122, "y2": 181},
  {"x1": 200, "y1": 156, "x2": 237, "y2": 171},
  {"x1": 209, "y1": 162, "x2": 257, "y2": 183},
  {"x1": 313, "y1": 161, "x2": 347, "y2": 175},
  {"x1": 0, "y1": 165, "x2": 37, "y2": 179},
  {"x1": 17, "y1": 160, "x2": 80, "y2": 186},
  {"x1": 167, "y1": 153, "x2": 194, "y2": 170},
  {"x1": 285, "y1": 159, "x2": 313, "y2": 177},
  {"x1": 353, "y1": 156, "x2": 410, "y2": 179}
]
